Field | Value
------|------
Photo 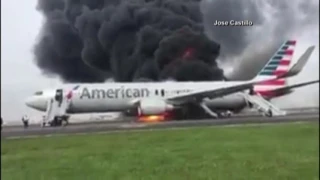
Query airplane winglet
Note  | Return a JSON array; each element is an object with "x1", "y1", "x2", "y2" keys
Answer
[{"x1": 278, "y1": 45, "x2": 316, "y2": 78}]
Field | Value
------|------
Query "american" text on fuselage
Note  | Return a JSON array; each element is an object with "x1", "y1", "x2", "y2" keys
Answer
[{"x1": 80, "y1": 87, "x2": 151, "y2": 99}]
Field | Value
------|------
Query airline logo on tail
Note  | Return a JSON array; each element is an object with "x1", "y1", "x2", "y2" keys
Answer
[
  {"x1": 258, "y1": 40, "x2": 296, "y2": 76},
  {"x1": 254, "y1": 40, "x2": 297, "y2": 96}
]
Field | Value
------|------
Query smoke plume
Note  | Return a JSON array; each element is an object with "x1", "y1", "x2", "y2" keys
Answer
[{"x1": 34, "y1": 0, "x2": 318, "y2": 82}]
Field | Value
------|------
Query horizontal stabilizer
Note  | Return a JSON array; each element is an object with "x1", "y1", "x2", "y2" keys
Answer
[{"x1": 278, "y1": 46, "x2": 315, "y2": 78}]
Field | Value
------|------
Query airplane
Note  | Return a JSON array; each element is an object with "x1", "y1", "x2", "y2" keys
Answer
[
  {"x1": 191, "y1": 40, "x2": 319, "y2": 118},
  {"x1": 25, "y1": 41, "x2": 316, "y2": 125}
]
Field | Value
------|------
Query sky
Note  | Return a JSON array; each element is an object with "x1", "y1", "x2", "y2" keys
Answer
[
  {"x1": 1, "y1": 0, "x2": 319, "y2": 121},
  {"x1": 1, "y1": 0, "x2": 61, "y2": 121}
]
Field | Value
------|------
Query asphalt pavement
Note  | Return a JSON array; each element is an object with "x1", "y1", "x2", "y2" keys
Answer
[{"x1": 1, "y1": 112, "x2": 318, "y2": 139}]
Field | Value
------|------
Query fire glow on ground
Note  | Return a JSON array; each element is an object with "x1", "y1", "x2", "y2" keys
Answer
[{"x1": 1, "y1": 122, "x2": 318, "y2": 180}]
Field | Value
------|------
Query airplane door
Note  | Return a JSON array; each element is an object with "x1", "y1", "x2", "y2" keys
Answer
[{"x1": 55, "y1": 89, "x2": 63, "y2": 106}]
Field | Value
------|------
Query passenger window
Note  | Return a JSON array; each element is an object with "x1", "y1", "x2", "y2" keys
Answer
[{"x1": 155, "y1": 90, "x2": 158, "y2": 96}]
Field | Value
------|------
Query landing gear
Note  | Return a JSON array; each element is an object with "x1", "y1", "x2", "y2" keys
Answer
[
  {"x1": 49, "y1": 115, "x2": 69, "y2": 127},
  {"x1": 265, "y1": 109, "x2": 273, "y2": 117},
  {"x1": 217, "y1": 111, "x2": 232, "y2": 118},
  {"x1": 173, "y1": 103, "x2": 213, "y2": 120},
  {"x1": 199, "y1": 102, "x2": 220, "y2": 118},
  {"x1": 225, "y1": 111, "x2": 232, "y2": 118}
]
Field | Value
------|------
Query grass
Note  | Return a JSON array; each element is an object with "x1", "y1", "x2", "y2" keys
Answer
[{"x1": 1, "y1": 122, "x2": 319, "y2": 180}]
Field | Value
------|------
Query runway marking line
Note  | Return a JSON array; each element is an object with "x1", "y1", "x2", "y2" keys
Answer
[{"x1": 3, "y1": 121, "x2": 316, "y2": 140}]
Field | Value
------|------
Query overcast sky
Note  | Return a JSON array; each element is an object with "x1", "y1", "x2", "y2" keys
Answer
[
  {"x1": 1, "y1": 0, "x2": 61, "y2": 121},
  {"x1": 1, "y1": 0, "x2": 319, "y2": 122}
]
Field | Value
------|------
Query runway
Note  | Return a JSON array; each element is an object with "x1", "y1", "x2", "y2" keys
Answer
[{"x1": 2, "y1": 112, "x2": 318, "y2": 139}]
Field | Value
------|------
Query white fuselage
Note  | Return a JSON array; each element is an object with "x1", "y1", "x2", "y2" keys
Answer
[
  {"x1": 25, "y1": 81, "x2": 253, "y2": 114},
  {"x1": 68, "y1": 81, "x2": 249, "y2": 113}
]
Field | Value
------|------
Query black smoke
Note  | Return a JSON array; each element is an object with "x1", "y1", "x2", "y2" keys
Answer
[
  {"x1": 34, "y1": 0, "x2": 318, "y2": 82},
  {"x1": 34, "y1": 0, "x2": 223, "y2": 82},
  {"x1": 200, "y1": 0, "x2": 318, "y2": 80}
]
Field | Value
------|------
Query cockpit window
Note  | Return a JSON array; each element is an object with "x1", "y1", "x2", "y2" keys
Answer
[{"x1": 34, "y1": 91, "x2": 43, "y2": 96}]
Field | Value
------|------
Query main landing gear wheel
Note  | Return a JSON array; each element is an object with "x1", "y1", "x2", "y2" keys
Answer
[
  {"x1": 217, "y1": 111, "x2": 232, "y2": 118},
  {"x1": 50, "y1": 116, "x2": 69, "y2": 127},
  {"x1": 61, "y1": 120, "x2": 68, "y2": 126},
  {"x1": 265, "y1": 109, "x2": 273, "y2": 117},
  {"x1": 61, "y1": 115, "x2": 70, "y2": 126}
]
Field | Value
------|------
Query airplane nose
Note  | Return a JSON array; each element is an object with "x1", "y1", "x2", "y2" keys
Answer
[
  {"x1": 25, "y1": 97, "x2": 37, "y2": 108},
  {"x1": 25, "y1": 97, "x2": 47, "y2": 111}
]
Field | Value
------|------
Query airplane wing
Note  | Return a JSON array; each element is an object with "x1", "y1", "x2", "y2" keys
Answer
[
  {"x1": 166, "y1": 46, "x2": 316, "y2": 105},
  {"x1": 130, "y1": 43, "x2": 315, "y2": 106},
  {"x1": 166, "y1": 81, "x2": 264, "y2": 105},
  {"x1": 129, "y1": 81, "x2": 263, "y2": 106},
  {"x1": 278, "y1": 46, "x2": 315, "y2": 78}
]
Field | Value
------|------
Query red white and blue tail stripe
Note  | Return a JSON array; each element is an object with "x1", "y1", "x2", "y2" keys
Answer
[{"x1": 254, "y1": 40, "x2": 297, "y2": 96}]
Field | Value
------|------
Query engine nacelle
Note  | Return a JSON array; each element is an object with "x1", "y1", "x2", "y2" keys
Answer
[
  {"x1": 204, "y1": 94, "x2": 247, "y2": 109},
  {"x1": 138, "y1": 99, "x2": 174, "y2": 115}
]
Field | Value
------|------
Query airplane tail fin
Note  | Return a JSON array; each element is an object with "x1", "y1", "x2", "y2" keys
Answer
[
  {"x1": 253, "y1": 40, "x2": 297, "y2": 94},
  {"x1": 252, "y1": 40, "x2": 297, "y2": 82}
]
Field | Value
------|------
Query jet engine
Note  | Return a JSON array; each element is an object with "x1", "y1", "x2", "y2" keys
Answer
[{"x1": 138, "y1": 99, "x2": 174, "y2": 115}]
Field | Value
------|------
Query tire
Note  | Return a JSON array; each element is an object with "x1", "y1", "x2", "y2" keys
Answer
[
  {"x1": 61, "y1": 116, "x2": 69, "y2": 126},
  {"x1": 62, "y1": 119, "x2": 68, "y2": 126},
  {"x1": 217, "y1": 113, "x2": 223, "y2": 118},
  {"x1": 265, "y1": 111, "x2": 273, "y2": 117}
]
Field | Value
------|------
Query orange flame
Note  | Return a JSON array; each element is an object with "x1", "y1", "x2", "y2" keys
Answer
[{"x1": 138, "y1": 115, "x2": 166, "y2": 122}]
